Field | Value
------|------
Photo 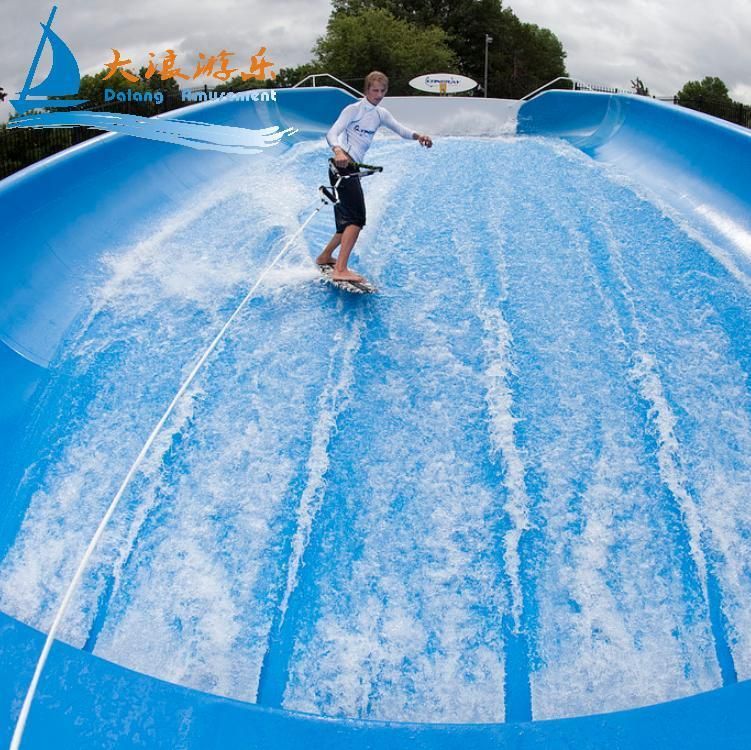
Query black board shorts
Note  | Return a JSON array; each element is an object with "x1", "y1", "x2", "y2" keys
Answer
[{"x1": 329, "y1": 159, "x2": 366, "y2": 233}]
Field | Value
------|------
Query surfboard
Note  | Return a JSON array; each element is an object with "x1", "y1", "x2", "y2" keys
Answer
[{"x1": 318, "y1": 264, "x2": 377, "y2": 294}]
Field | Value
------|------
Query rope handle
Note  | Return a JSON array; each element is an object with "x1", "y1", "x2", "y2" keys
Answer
[{"x1": 351, "y1": 161, "x2": 383, "y2": 173}]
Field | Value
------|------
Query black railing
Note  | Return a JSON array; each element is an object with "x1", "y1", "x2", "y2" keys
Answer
[
  {"x1": 522, "y1": 77, "x2": 633, "y2": 101},
  {"x1": 0, "y1": 91, "x2": 197, "y2": 180},
  {"x1": 525, "y1": 78, "x2": 751, "y2": 132},
  {"x1": 671, "y1": 97, "x2": 751, "y2": 129}
]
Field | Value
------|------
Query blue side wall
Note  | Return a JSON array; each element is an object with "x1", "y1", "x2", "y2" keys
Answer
[
  {"x1": 2, "y1": 611, "x2": 750, "y2": 749},
  {"x1": 2, "y1": 88, "x2": 751, "y2": 747},
  {"x1": 517, "y1": 91, "x2": 751, "y2": 267}
]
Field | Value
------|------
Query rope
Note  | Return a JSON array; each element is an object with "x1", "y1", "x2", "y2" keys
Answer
[{"x1": 9, "y1": 200, "x2": 325, "y2": 750}]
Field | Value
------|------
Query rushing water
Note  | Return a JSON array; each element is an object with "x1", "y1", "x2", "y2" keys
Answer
[{"x1": 1, "y1": 135, "x2": 751, "y2": 723}]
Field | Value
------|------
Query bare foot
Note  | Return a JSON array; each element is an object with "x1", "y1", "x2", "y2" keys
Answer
[
  {"x1": 316, "y1": 254, "x2": 337, "y2": 266},
  {"x1": 332, "y1": 269, "x2": 365, "y2": 282}
]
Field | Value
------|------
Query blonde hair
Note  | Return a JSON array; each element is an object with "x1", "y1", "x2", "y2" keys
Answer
[{"x1": 364, "y1": 71, "x2": 389, "y2": 93}]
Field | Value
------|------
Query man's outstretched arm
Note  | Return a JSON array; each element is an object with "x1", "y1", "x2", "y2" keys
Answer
[{"x1": 380, "y1": 109, "x2": 432, "y2": 148}]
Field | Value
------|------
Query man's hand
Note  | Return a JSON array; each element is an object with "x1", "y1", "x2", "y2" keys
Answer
[
  {"x1": 333, "y1": 146, "x2": 350, "y2": 168},
  {"x1": 415, "y1": 133, "x2": 433, "y2": 148}
]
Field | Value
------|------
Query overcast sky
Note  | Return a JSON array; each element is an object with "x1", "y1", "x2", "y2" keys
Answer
[{"x1": 2, "y1": 0, "x2": 749, "y2": 122}]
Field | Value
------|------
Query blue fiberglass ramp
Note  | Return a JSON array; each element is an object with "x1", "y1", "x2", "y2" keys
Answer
[{"x1": 1, "y1": 88, "x2": 751, "y2": 747}]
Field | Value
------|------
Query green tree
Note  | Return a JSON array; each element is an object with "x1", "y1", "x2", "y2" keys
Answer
[
  {"x1": 312, "y1": 7, "x2": 459, "y2": 94},
  {"x1": 676, "y1": 76, "x2": 732, "y2": 112},
  {"x1": 213, "y1": 63, "x2": 315, "y2": 93},
  {"x1": 505, "y1": 21, "x2": 567, "y2": 98},
  {"x1": 270, "y1": 63, "x2": 321, "y2": 89},
  {"x1": 327, "y1": 0, "x2": 566, "y2": 97}
]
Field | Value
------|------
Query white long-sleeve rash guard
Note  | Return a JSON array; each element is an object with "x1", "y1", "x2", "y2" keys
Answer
[{"x1": 326, "y1": 98, "x2": 415, "y2": 164}]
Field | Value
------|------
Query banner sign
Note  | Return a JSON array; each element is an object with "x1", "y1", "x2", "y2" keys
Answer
[{"x1": 409, "y1": 73, "x2": 478, "y2": 94}]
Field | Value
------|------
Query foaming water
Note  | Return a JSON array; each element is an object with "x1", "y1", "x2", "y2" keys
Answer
[{"x1": 1, "y1": 136, "x2": 751, "y2": 723}]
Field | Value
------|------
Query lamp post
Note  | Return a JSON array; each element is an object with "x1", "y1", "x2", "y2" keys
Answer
[{"x1": 484, "y1": 34, "x2": 493, "y2": 98}]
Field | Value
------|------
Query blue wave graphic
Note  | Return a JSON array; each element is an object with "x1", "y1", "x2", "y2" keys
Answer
[{"x1": 7, "y1": 111, "x2": 297, "y2": 154}]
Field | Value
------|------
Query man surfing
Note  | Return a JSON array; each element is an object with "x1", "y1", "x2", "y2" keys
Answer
[{"x1": 316, "y1": 70, "x2": 433, "y2": 283}]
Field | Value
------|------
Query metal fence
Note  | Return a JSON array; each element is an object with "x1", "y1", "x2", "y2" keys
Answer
[
  {"x1": 669, "y1": 98, "x2": 751, "y2": 129},
  {"x1": 522, "y1": 77, "x2": 634, "y2": 100}
]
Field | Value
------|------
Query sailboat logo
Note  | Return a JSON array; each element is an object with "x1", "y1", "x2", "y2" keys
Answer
[{"x1": 11, "y1": 5, "x2": 87, "y2": 116}]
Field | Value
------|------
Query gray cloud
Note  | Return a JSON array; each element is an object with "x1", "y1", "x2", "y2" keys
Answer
[{"x1": 508, "y1": 0, "x2": 751, "y2": 99}]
